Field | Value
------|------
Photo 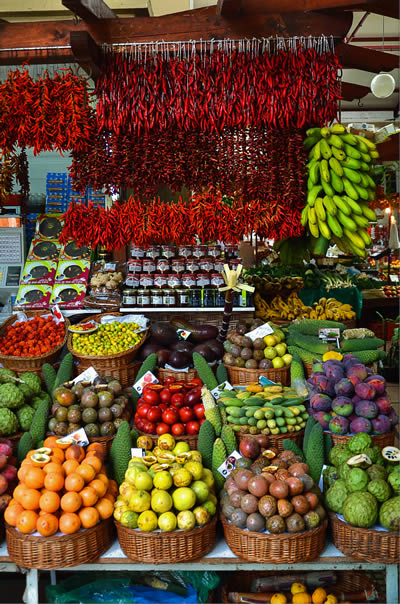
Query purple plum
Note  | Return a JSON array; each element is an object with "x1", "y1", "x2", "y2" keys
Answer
[
  {"x1": 332, "y1": 396, "x2": 353, "y2": 417},
  {"x1": 323, "y1": 362, "x2": 345, "y2": 382},
  {"x1": 334, "y1": 378, "x2": 354, "y2": 397},
  {"x1": 315, "y1": 376, "x2": 336, "y2": 397},
  {"x1": 372, "y1": 414, "x2": 392, "y2": 434},
  {"x1": 310, "y1": 393, "x2": 332, "y2": 412},
  {"x1": 348, "y1": 413, "x2": 358, "y2": 423},
  {"x1": 355, "y1": 400, "x2": 379, "y2": 419},
  {"x1": 355, "y1": 382, "x2": 377, "y2": 401},
  {"x1": 366, "y1": 367, "x2": 373, "y2": 375},
  {"x1": 343, "y1": 354, "x2": 357, "y2": 362},
  {"x1": 346, "y1": 364, "x2": 368, "y2": 381},
  {"x1": 375, "y1": 396, "x2": 392, "y2": 415},
  {"x1": 365, "y1": 375, "x2": 386, "y2": 396},
  {"x1": 352, "y1": 395, "x2": 361, "y2": 404},
  {"x1": 313, "y1": 411, "x2": 331, "y2": 430},
  {"x1": 329, "y1": 415, "x2": 349, "y2": 435},
  {"x1": 307, "y1": 373, "x2": 325, "y2": 386},
  {"x1": 350, "y1": 417, "x2": 372, "y2": 434},
  {"x1": 388, "y1": 408, "x2": 399, "y2": 426},
  {"x1": 348, "y1": 375, "x2": 361, "y2": 388}
]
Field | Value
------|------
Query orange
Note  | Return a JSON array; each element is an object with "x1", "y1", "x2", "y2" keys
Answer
[
  {"x1": 103, "y1": 493, "x2": 115, "y2": 504},
  {"x1": 4, "y1": 503, "x2": 24, "y2": 527},
  {"x1": 80, "y1": 487, "x2": 98, "y2": 507},
  {"x1": 78, "y1": 506, "x2": 99, "y2": 528},
  {"x1": 51, "y1": 448, "x2": 65, "y2": 463},
  {"x1": 26, "y1": 450, "x2": 37, "y2": 460},
  {"x1": 65, "y1": 445, "x2": 85, "y2": 463},
  {"x1": 76, "y1": 463, "x2": 96, "y2": 484},
  {"x1": 65, "y1": 473, "x2": 85, "y2": 493},
  {"x1": 312, "y1": 588, "x2": 327, "y2": 604},
  {"x1": 97, "y1": 473, "x2": 109, "y2": 488},
  {"x1": 39, "y1": 491, "x2": 60, "y2": 514},
  {"x1": 292, "y1": 593, "x2": 312, "y2": 604},
  {"x1": 84, "y1": 455, "x2": 102, "y2": 474},
  {"x1": 95, "y1": 497, "x2": 114, "y2": 520},
  {"x1": 43, "y1": 436, "x2": 59, "y2": 449},
  {"x1": 107, "y1": 480, "x2": 118, "y2": 498},
  {"x1": 24, "y1": 467, "x2": 45, "y2": 490},
  {"x1": 13, "y1": 484, "x2": 28, "y2": 504},
  {"x1": 87, "y1": 443, "x2": 104, "y2": 457},
  {"x1": 43, "y1": 462, "x2": 64, "y2": 476},
  {"x1": 63, "y1": 459, "x2": 79, "y2": 475},
  {"x1": 89, "y1": 479, "x2": 107, "y2": 498},
  {"x1": 44, "y1": 472, "x2": 64, "y2": 492},
  {"x1": 55, "y1": 438, "x2": 75, "y2": 450},
  {"x1": 17, "y1": 465, "x2": 30, "y2": 483},
  {"x1": 59, "y1": 512, "x2": 81, "y2": 534},
  {"x1": 20, "y1": 488, "x2": 41, "y2": 511},
  {"x1": 36, "y1": 513, "x2": 58, "y2": 537},
  {"x1": 16, "y1": 510, "x2": 38, "y2": 534},
  {"x1": 61, "y1": 492, "x2": 82, "y2": 513},
  {"x1": 39, "y1": 508, "x2": 60, "y2": 518}
]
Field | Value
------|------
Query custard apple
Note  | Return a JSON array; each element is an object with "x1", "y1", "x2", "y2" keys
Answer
[
  {"x1": 19, "y1": 373, "x2": 41, "y2": 396},
  {"x1": 342, "y1": 492, "x2": 378, "y2": 528},
  {"x1": 367, "y1": 464, "x2": 388, "y2": 482},
  {"x1": 18, "y1": 383, "x2": 34, "y2": 401},
  {"x1": 0, "y1": 383, "x2": 24, "y2": 409},
  {"x1": 388, "y1": 469, "x2": 400, "y2": 494},
  {"x1": 329, "y1": 444, "x2": 352, "y2": 467},
  {"x1": 367, "y1": 479, "x2": 392, "y2": 503},
  {"x1": 345, "y1": 468, "x2": 369, "y2": 493},
  {"x1": 0, "y1": 408, "x2": 19, "y2": 436},
  {"x1": 325, "y1": 479, "x2": 349, "y2": 514},
  {"x1": 0, "y1": 368, "x2": 17, "y2": 384},
  {"x1": 348, "y1": 433, "x2": 372, "y2": 454},
  {"x1": 379, "y1": 496, "x2": 400, "y2": 531},
  {"x1": 364, "y1": 446, "x2": 383, "y2": 465},
  {"x1": 16, "y1": 404, "x2": 36, "y2": 432}
]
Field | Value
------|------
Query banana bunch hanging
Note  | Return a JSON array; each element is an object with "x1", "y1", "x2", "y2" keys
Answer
[{"x1": 301, "y1": 124, "x2": 378, "y2": 257}]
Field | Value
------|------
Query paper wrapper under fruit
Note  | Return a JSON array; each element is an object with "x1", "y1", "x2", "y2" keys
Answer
[{"x1": 217, "y1": 264, "x2": 254, "y2": 343}]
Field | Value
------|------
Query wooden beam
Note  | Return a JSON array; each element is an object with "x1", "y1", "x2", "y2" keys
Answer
[
  {"x1": 337, "y1": 43, "x2": 399, "y2": 74},
  {"x1": 351, "y1": 0, "x2": 399, "y2": 19},
  {"x1": 70, "y1": 30, "x2": 101, "y2": 79},
  {"x1": 341, "y1": 80, "x2": 371, "y2": 101},
  {"x1": 220, "y1": 0, "x2": 373, "y2": 14},
  {"x1": 62, "y1": 0, "x2": 117, "y2": 20},
  {"x1": 216, "y1": 0, "x2": 243, "y2": 16}
]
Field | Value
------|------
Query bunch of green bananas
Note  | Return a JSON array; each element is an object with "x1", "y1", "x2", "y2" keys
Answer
[{"x1": 301, "y1": 124, "x2": 378, "y2": 258}]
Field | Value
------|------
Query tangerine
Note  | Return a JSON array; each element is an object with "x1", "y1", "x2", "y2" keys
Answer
[
  {"x1": 36, "y1": 513, "x2": 58, "y2": 537},
  {"x1": 61, "y1": 492, "x2": 82, "y2": 513},
  {"x1": 95, "y1": 497, "x2": 114, "y2": 520},
  {"x1": 24, "y1": 467, "x2": 45, "y2": 490},
  {"x1": 17, "y1": 465, "x2": 30, "y2": 483},
  {"x1": 39, "y1": 491, "x2": 60, "y2": 513},
  {"x1": 78, "y1": 506, "x2": 99, "y2": 528},
  {"x1": 103, "y1": 493, "x2": 115, "y2": 504},
  {"x1": 96, "y1": 473, "x2": 109, "y2": 488},
  {"x1": 65, "y1": 473, "x2": 85, "y2": 493},
  {"x1": 43, "y1": 462, "x2": 64, "y2": 476},
  {"x1": 51, "y1": 448, "x2": 65, "y2": 463},
  {"x1": 107, "y1": 480, "x2": 118, "y2": 498},
  {"x1": 80, "y1": 487, "x2": 98, "y2": 507},
  {"x1": 59, "y1": 512, "x2": 81, "y2": 534},
  {"x1": 84, "y1": 455, "x2": 102, "y2": 474},
  {"x1": 13, "y1": 484, "x2": 28, "y2": 504},
  {"x1": 86, "y1": 443, "x2": 104, "y2": 457},
  {"x1": 65, "y1": 445, "x2": 84, "y2": 463},
  {"x1": 89, "y1": 479, "x2": 107, "y2": 498},
  {"x1": 76, "y1": 463, "x2": 96, "y2": 484},
  {"x1": 20, "y1": 488, "x2": 41, "y2": 511},
  {"x1": 44, "y1": 472, "x2": 64, "y2": 492},
  {"x1": 16, "y1": 510, "x2": 38, "y2": 534},
  {"x1": 4, "y1": 503, "x2": 23, "y2": 526},
  {"x1": 292, "y1": 593, "x2": 312, "y2": 604},
  {"x1": 63, "y1": 459, "x2": 79, "y2": 475},
  {"x1": 43, "y1": 436, "x2": 58, "y2": 449}
]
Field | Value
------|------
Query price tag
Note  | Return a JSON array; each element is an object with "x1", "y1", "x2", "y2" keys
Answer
[
  {"x1": 65, "y1": 427, "x2": 89, "y2": 447},
  {"x1": 211, "y1": 381, "x2": 234, "y2": 400},
  {"x1": 176, "y1": 328, "x2": 191, "y2": 340},
  {"x1": 133, "y1": 371, "x2": 158, "y2": 395},
  {"x1": 104, "y1": 262, "x2": 116, "y2": 271},
  {"x1": 72, "y1": 366, "x2": 99, "y2": 384},
  {"x1": 131, "y1": 448, "x2": 145, "y2": 458},
  {"x1": 390, "y1": 274, "x2": 399, "y2": 283},
  {"x1": 259, "y1": 376, "x2": 277, "y2": 386},
  {"x1": 245, "y1": 322, "x2": 274, "y2": 341},
  {"x1": 51, "y1": 304, "x2": 65, "y2": 323},
  {"x1": 318, "y1": 328, "x2": 340, "y2": 341},
  {"x1": 217, "y1": 450, "x2": 242, "y2": 477}
]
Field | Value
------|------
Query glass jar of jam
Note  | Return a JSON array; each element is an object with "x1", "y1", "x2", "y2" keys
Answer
[
  {"x1": 154, "y1": 273, "x2": 167, "y2": 289},
  {"x1": 199, "y1": 257, "x2": 213, "y2": 273},
  {"x1": 176, "y1": 288, "x2": 189, "y2": 307},
  {"x1": 196, "y1": 272, "x2": 210, "y2": 288},
  {"x1": 125, "y1": 274, "x2": 139, "y2": 289},
  {"x1": 208, "y1": 244, "x2": 221, "y2": 258},
  {"x1": 182, "y1": 273, "x2": 196, "y2": 289},
  {"x1": 156, "y1": 258, "x2": 170, "y2": 273},
  {"x1": 211, "y1": 272, "x2": 225, "y2": 288},
  {"x1": 171, "y1": 258, "x2": 185, "y2": 274},
  {"x1": 130, "y1": 246, "x2": 145, "y2": 259},
  {"x1": 202, "y1": 288, "x2": 215, "y2": 307},
  {"x1": 229, "y1": 258, "x2": 240, "y2": 270},
  {"x1": 162, "y1": 288, "x2": 176, "y2": 306},
  {"x1": 190, "y1": 288, "x2": 202, "y2": 307},
  {"x1": 142, "y1": 258, "x2": 156, "y2": 274},
  {"x1": 186, "y1": 257, "x2": 199, "y2": 273},
  {"x1": 224, "y1": 244, "x2": 237, "y2": 260},
  {"x1": 145, "y1": 246, "x2": 159, "y2": 259},
  {"x1": 214, "y1": 258, "x2": 224, "y2": 273},
  {"x1": 161, "y1": 245, "x2": 175, "y2": 259},
  {"x1": 128, "y1": 259, "x2": 142, "y2": 274},
  {"x1": 139, "y1": 273, "x2": 154, "y2": 289},
  {"x1": 150, "y1": 289, "x2": 163, "y2": 307},
  {"x1": 167, "y1": 273, "x2": 182, "y2": 289},
  {"x1": 178, "y1": 245, "x2": 192, "y2": 259},
  {"x1": 122, "y1": 288, "x2": 136, "y2": 307},
  {"x1": 137, "y1": 288, "x2": 150, "y2": 307},
  {"x1": 193, "y1": 244, "x2": 207, "y2": 259}
]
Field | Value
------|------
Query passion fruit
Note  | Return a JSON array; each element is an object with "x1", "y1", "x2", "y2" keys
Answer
[
  {"x1": 231, "y1": 508, "x2": 248, "y2": 528},
  {"x1": 248, "y1": 475, "x2": 269, "y2": 498},
  {"x1": 266, "y1": 514, "x2": 286, "y2": 534},
  {"x1": 240, "y1": 493, "x2": 259, "y2": 514},
  {"x1": 285, "y1": 512, "x2": 305, "y2": 533},
  {"x1": 269, "y1": 480, "x2": 289, "y2": 499},
  {"x1": 246, "y1": 512, "x2": 265, "y2": 533},
  {"x1": 277, "y1": 498, "x2": 293, "y2": 518},
  {"x1": 258, "y1": 495, "x2": 277, "y2": 518},
  {"x1": 291, "y1": 495, "x2": 310, "y2": 515}
]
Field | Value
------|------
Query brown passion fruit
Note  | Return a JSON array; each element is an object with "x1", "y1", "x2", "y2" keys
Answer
[
  {"x1": 261, "y1": 471, "x2": 276, "y2": 485},
  {"x1": 246, "y1": 512, "x2": 265, "y2": 533},
  {"x1": 241, "y1": 493, "x2": 259, "y2": 514},
  {"x1": 291, "y1": 495, "x2": 310, "y2": 515},
  {"x1": 269, "y1": 480, "x2": 289, "y2": 499},
  {"x1": 266, "y1": 515, "x2": 286, "y2": 534},
  {"x1": 247, "y1": 475, "x2": 269, "y2": 498},
  {"x1": 288, "y1": 462, "x2": 310, "y2": 476},
  {"x1": 277, "y1": 498, "x2": 293, "y2": 518},
  {"x1": 222, "y1": 502, "x2": 235, "y2": 520},
  {"x1": 278, "y1": 450, "x2": 297, "y2": 463},
  {"x1": 305, "y1": 492, "x2": 319, "y2": 510},
  {"x1": 239, "y1": 437, "x2": 261, "y2": 460},
  {"x1": 298, "y1": 473, "x2": 314, "y2": 491},
  {"x1": 233, "y1": 468, "x2": 254, "y2": 490},
  {"x1": 258, "y1": 495, "x2": 277, "y2": 518},
  {"x1": 285, "y1": 512, "x2": 305, "y2": 533},
  {"x1": 315, "y1": 504, "x2": 327, "y2": 522},
  {"x1": 229, "y1": 489, "x2": 247, "y2": 508},
  {"x1": 253, "y1": 435, "x2": 269, "y2": 449},
  {"x1": 286, "y1": 476, "x2": 304, "y2": 496},
  {"x1": 275, "y1": 469, "x2": 291, "y2": 482},
  {"x1": 231, "y1": 508, "x2": 248, "y2": 529},
  {"x1": 303, "y1": 511, "x2": 321, "y2": 530}
]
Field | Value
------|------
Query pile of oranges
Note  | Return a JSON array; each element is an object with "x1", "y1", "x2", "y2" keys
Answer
[{"x1": 4, "y1": 438, "x2": 117, "y2": 536}]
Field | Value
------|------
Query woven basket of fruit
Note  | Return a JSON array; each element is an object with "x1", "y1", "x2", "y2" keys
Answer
[
  {"x1": 0, "y1": 311, "x2": 69, "y2": 376},
  {"x1": 329, "y1": 430, "x2": 396, "y2": 448},
  {"x1": 135, "y1": 428, "x2": 199, "y2": 450},
  {"x1": 158, "y1": 368, "x2": 199, "y2": 383},
  {"x1": 115, "y1": 514, "x2": 216, "y2": 564},
  {"x1": 236, "y1": 430, "x2": 304, "y2": 453},
  {"x1": 225, "y1": 364, "x2": 290, "y2": 386},
  {"x1": 75, "y1": 359, "x2": 141, "y2": 389},
  {"x1": 67, "y1": 313, "x2": 149, "y2": 369}
]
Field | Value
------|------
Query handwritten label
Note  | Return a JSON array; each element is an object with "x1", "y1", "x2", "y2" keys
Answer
[
  {"x1": 65, "y1": 427, "x2": 89, "y2": 447},
  {"x1": 217, "y1": 450, "x2": 242, "y2": 478},
  {"x1": 246, "y1": 322, "x2": 274, "y2": 341},
  {"x1": 211, "y1": 381, "x2": 234, "y2": 400},
  {"x1": 259, "y1": 376, "x2": 278, "y2": 386},
  {"x1": 131, "y1": 448, "x2": 145, "y2": 458},
  {"x1": 72, "y1": 366, "x2": 99, "y2": 385},
  {"x1": 133, "y1": 371, "x2": 158, "y2": 395},
  {"x1": 177, "y1": 328, "x2": 191, "y2": 341}
]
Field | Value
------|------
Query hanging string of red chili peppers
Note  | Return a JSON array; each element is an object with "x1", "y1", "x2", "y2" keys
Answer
[{"x1": 0, "y1": 68, "x2": 95, "y2": 155}]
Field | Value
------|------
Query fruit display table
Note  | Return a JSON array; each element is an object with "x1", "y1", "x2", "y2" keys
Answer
[{"x1": 0, "y1": 538, "x2": 397, "y2": 604}]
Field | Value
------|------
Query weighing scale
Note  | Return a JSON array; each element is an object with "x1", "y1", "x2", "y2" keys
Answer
[{"x1": 0, "y1": 226, "x2": 25, "y2": 311}]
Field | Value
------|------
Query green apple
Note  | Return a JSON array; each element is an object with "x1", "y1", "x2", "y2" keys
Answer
[
  {"x1": 282, "y1": 353, "x2": 293, "y2": 366},
  {"x1": 264, "y1": 346, "x2": 277, "y2": 360},
  {"x1": 275, "y1": 329, "x2": 285, "y2": 342},
  {"x1": 274, "y1": 342, "x2": 287, "y2": 357},
  {"x1": 271, "y1": 356, "x2": 285, "y2": 369}
]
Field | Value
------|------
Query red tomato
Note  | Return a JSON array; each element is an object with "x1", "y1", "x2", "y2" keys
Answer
[
  {"x1": 143, "y1": 421, "x2": 156, "y2": 434},
  {"x1": 169, "y1": 384, "x2": 184, "y2": 393},
  {"x1": 184, "y1": 389, "x2": 201, "y2": 406},
  {"x1": 193, "y1": 403, "x2": 205, "y2": 420},
  {"x1": 171, "y1": 393, "x2": 185, "y2": 407},
  {"x1": 162, "y1": 407, "x2": 179, "y2": 425},
  {"x1": 137, "y1": 404, "x2": 151, "y2": 418},
  {"x1": 186, "y1": 420, "x2": 200, "y2": 435},
  {"x1": 171, "y1": 423, "x2": 185, "y2": 436},
  {"x1": 147, "y1": 384, "x2": 163, "y2": 391},
  {"x1": 179, "y1": 406, "x2": 195, "y2": 422},
  {"x1": 135, "y1": 418, "x2": 145, "y2": 430},
  {"x1": 163, "y1": 376, "x2": 175, "y2": 385},
  {"x1": 147, "y1": 407, "x2": 162, "y2": 422},
  {"x1": 143, "y1": 390, "x2": 160, "y2": 405},
  {"x1": 156, "y1": 422, "x2": 170, "y2": 435},
  {"x1": 188, "y1": 378, "x2": 203, "y2": 387},
  {"x1": 159, "y1": 389, "x2": 171, "y2": 404},
  {"x1": 159, "y1": 403, "x2": 168, "y2": 412},
  {"x1": 137, "y1": 397, "x2": 145, "y2": 405}
]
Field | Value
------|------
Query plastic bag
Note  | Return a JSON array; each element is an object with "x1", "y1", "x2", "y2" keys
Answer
[
  {"x1": 177, "y1": 571, "x2": 220, "y2": 603},
  {"x1": 46, "y1": 576, "x2": 132, "y2": 603},
  {"x1": 128, "y1": 584, "x2": 197, "y2": 603}
]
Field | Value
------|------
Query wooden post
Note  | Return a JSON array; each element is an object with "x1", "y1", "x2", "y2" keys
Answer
[{"x1": 217, "y1": 289, "x2": 235, "y2": 344}]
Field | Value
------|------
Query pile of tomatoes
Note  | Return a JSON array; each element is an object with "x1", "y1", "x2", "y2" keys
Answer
[
  {"x1": 134, "y1": 377, "x2": 205, "y2": 436},
  {"x1": 0, "y1": 315, "x2": 65, "y2": 357}
]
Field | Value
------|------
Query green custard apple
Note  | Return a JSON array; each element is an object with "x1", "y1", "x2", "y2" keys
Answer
[
  {"x1": 345, "y1": 468, "x2": 369, "y2": 493},
  {"x1": 325, "y1": 480, "x2": 349, "y2": 514},
  {"x1": 329, "y1": 444, "x2": 353, "y2": 467},
  {"x1": 0, "y1": 368, "x2": 17, "y2": 384},
  {"x1": 17, "y1": 383, "x2": 34, "y2": 401},
  {"x1": 379, "y1": 496, "x2": 400, "y2": 531},
  {"x1": 0, "y1": 408, "x2": 19, "y2": 435},
  {"x1": 348, "y1": 433, "x2": 372, "y2": 455},
  {"x1": 367, "y1": 479, "x2": 392, "y2": 503},
  {"x1": 342, "y1": 492, "x2": 378, "y2": 528},
  {"x1": 16, "y1": 404, "x2": 36, "y2": 432},
  {"x1": 367, "y1": 464, "x2": 388, "y2": 482},
  {"x1": 19, "y1": 373, "x2": 41, "y2": 396},
  {"x1": 0, "y1": 383, "x2": 24, "y2": 409},
  {"x1": 388, "y1": 469, "x2": 400, "y2": 494}
]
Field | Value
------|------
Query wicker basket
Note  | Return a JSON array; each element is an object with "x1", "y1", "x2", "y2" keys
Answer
[
  {"x1": 221, "y1": 515, "x2": 327, "y2": 563},
  {"x1": 115, "y1": 514, "x2": 217, "y2": 563},
  {"x1": 304, "y1": 362, "x2": 313, "y2": 377},
  {"x1": 329, "y1": 511, "x2": 399, "y2": 564},
  {"x1": 225, "y1": 364, "x2": 290, "y2": 386},
  {"x1": 157, "y1": 367, "x2": 199, "y2": 383},
  {"x1": 221, "y1": 570, "x2": 383, "y2": 603},
  {"x1": 0, "y1": 515, "x2": 4, "y2": 544},
  {"x1": 329, "y1": 429, "x2": 396, "y2": 448},
  {"x1": 0, "y1": 311, "x2": 69, "y2": 376},
  {"x1": 6, "y1": 517, "x2": 114, "y2": 569},
  {"x1": 67, "y1": 312, "x2": 149, "y2": 370},
  {"x1": 235, "y1": 429, "x2": 304, "y2": 453},
  {"x1": 75, "y1": 359, "x2": 141, "y2": 388},
  {"x1": 136, "y1": 427, "x2": 198, "y2": 450}
]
